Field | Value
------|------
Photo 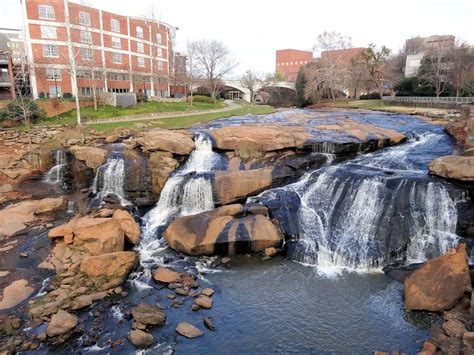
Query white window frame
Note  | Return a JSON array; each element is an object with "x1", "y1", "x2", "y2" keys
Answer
[
  {"x1": 43, "y1": 44, "x2": 59, "y2": 57},
  {"x1": 38, "y1": 5, "x2": 55, "y2": 20},
  {"x1": 80, "y1": 30, "x2": 92, "y2": 44},
  {"x1": 79, "y1": 11, "x2": 91, "y2": 26},
  {"x1": 81, "y1": 48, "x2": 93, "y2": 61},
  {"x1": 46, "y1": 68, "x2": 61, "y2": 81},
  {"x1": 111, "y1": 36, "x2": 121, "y2": 49},
  {"x1": 138, "y1": 57, "x2": 145, "y2": 67},
  {"x1": 49, "y1": 85, "x2": 61, "y2": 97},
  {"x1": 156, "y1": 33, "x2": 162, "y2": 44},
  {"x1": 112, "y1": 52, "x2": 122, "y2": 64},
  {"x1": 40, "y1": 25, "x2": 57, "y2": 39},
  {"x1": 136, "y1": 42, "x2": 144, "y2": 54},
  {"x1": 111, "y1": 19, "x2": 120, "y2": 32},
  {"x1": 136, "y1": 26, "x2": 143, "y2": 39}
]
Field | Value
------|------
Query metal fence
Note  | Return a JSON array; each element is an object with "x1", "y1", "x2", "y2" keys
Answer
[{"x1": 382, "y1": 96, "x2": 474, "y2": 105}]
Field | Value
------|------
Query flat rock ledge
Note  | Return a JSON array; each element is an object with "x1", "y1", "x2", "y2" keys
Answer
[{"x1": 429, "y1": 155, "x2": 474, "y2": 181}]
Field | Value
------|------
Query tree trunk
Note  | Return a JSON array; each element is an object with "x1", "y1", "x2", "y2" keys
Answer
[{"x1": 92, "y1": 71, "x2": 98, "y2": 111}]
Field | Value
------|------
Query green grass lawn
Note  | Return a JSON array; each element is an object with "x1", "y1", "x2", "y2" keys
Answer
[
  {"x1": 40, "y1": 100, "x2": 226, "y2": 125},
  {"x1": 88, "y1": 103, "x2": 276, "y2": 133},
  {"x1": 331, "y1": 99, "x2": 450, "y2": 115}
]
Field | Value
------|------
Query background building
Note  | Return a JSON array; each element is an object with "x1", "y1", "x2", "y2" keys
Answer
[
  {"x1": 22, "y1": 0, "x2": 176, "y2": 99},
  {"x1": 275, "y1": 49, "x2": 313, "y2": 82}
]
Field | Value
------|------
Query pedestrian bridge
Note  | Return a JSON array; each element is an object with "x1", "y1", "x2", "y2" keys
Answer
[{"x1": 221, "y1": 79, "x2": 296, "y2": 102}]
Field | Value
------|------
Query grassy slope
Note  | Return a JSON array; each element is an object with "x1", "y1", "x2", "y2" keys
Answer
[
  {"x1": 331, "y1": 99, "x2": 450, "y2": 115},
  {"x1": 40, "y1": 100, "x2": 225, "y2": 125},
  {"x1": 87, "y1": 103, "x2": 276, "y2": 133}
]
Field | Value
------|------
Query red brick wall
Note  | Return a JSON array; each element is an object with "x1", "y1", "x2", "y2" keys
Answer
[{"x1": 275, "y1": 49, "x2": 313, "y2": 82}]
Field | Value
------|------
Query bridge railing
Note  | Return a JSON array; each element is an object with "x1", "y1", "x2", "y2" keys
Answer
[{"x1": 382, "y1": 96, "x2": 473, "y2": 105}]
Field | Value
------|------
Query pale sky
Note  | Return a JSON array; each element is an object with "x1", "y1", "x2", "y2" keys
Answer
[{"x1": 1, "y1": 0, "x2": 473, "y2": 76}]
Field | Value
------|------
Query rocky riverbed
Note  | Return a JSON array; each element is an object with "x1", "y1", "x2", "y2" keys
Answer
[{"x1": 0, "y1": 108, "x2": 473, "y2": 353}]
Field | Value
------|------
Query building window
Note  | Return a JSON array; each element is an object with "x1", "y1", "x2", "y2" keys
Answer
[
  {"x1": 111, "y1": 19, "x2": 120, "y2": 32},
  {"x1": 40, "y1": 26, "x2": 57, "y2": 39},
  {"x1": 46, "y1": 68, "x2": 61, "y2": 80},
  {"x1": 138, "y1": 57, "x2": 145, "y2": 67},
  {"x1": 38, "y1": 5, "x2": 55, "y2": 20},
  {"x1": 112, "y1": 36, "x2": 121, "y2": 49},
  {"x1": 81, "y1": 48, "x2": 93, "y2": 60},
  {"x1": 156, "y1": 33, "x2": 162, "y2": 44},
  {"x1": 157, "y1": 60, "x2": 163, "y2": 70},
  {"x1": 137, "y1": 42, "x2": 144, "y2": 53},
  {"x1": 79, "y1": 11, "x2": 91, "y2": 26},
  {"x1": 107, "y1": 72, "x2": 129, "y2": 81},
  {"x1": 136, "y1": 26, "x2": 143, "y2": 38},
  {"x1": 43, "y1": 44, "x2": 59, "y2": 57},
  {"x1": 49, "y1": 85, "x2": 61, "y2": 97},
  {"x1": 157, "y1": 48, "x2": 162, "y2": 57},
  {"x1": 112, "y1": 52, "x2": 122, "y2": 64},
  {"x1": 80, "y1": 31, "x2": 92, "y2": 44}
]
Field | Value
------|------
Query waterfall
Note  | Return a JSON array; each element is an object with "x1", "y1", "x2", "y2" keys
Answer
[
  {"x1": 92, "y1": 157, "x2": 130, "y2": 206},
  {"x1": 141, "y1": 134, "x2": 220, "y2": 245},
  {"x1": 45, "y1": 149, "x2": 67, "y2": 184}
]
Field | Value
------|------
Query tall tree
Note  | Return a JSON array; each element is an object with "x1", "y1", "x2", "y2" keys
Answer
[
  {"x1": 361, "y1": 44, "x2": 391, "y2": 103},
  {"x1": 240, "y1": 70, "x2": 265, "y2": 103},
  {"x1": 450, "y1": 42, "x2": 474, "y2": 96},
  {"x1": 188, "y1": 39, "x2": 237, "y2": 102},
  {"x1": 418, "y1": 43, "x2": 453, "y2": 98}
]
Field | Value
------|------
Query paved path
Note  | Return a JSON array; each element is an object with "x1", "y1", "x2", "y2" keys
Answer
[{"x1": 84, "y1": 100, "x2": 241, "y2": 125}]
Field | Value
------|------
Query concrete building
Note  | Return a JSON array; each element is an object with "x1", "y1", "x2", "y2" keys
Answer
[
  {"x1": 0, "y1": 28, "x2": 26, "y2": 65},
  {"x1": 0, "y1": 51, "x2": 16, "y2": 100},
  {"x1": 404, "y1": 35, "x2": 455, "y2": 77},
  {"x1": 22, "y1": 0, "x2": 177, "y2": 99},
  {"x1": 275, "y1": 49, "x2": 313, "y2": 82}
]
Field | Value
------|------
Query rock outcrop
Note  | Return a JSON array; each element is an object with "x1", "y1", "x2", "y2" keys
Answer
[
  {"x1": 213, "y1": 168, "x2": 273, "y2": 205},
  {"x1": 69, "y1": 146, "x2": 107, "y2": 169},
  {"x1": 0, "y1": 197, "x2": 67, "y2": 238},
  {"x1": 148, "y1": 151, "x2": 179, "y2": 198},
  {"x1": 404, "y1": 244, "x2": 470, "y2": 311},
  {"x1": 163, "y1": 204, "x2": 283, "y2": 255},
  {"x1": 46, "y1": 310, "x2": 78, "y2": 337},
  {"x1": 209, "y1": 124, "x2": 310, "y2": 152},
  {"x1": 429, "y1": 155, "x2": 474, "y2": 181},
  {"x1": 0, "y1": 279, "x2": 34, "y2": 310},
  {"x1": 137, "y1": 128, "x2": 195, "y2": 155}
]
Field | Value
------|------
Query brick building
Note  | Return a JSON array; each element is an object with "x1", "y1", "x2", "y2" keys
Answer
[
  {"x1": 275, "y1": 49, "x2": 313, "y2": 82},
  {"x1": 22, "y1": 0, "x2": 178, "y2": 98}
]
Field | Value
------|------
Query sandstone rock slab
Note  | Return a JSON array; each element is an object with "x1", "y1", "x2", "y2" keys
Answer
[
  {"x1": 46, "y1": 310, "x2": 78, "y2": 337},
  {"x1": 429, "y1": 155, "x2": 474, "y2": 181}
]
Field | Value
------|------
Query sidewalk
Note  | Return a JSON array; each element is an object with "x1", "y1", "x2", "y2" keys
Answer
[{"x1": 84, "y1": 100, "x2": 241, "y2": 125}]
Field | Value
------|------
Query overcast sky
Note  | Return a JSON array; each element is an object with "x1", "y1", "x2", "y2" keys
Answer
[{"x1": 1, "y1": 0, "x2": 473, "y2": 76}]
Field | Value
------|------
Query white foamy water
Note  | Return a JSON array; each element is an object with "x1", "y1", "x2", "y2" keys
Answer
[
  {"x1": 92, "y1": 157, "x2": 131, "y2": 206},
  {"x1": 45, "y1": 149, "x2": 67, "y2": 184}
]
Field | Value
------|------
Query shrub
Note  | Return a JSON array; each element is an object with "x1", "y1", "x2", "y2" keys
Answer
[
  {"x1": 192, "y1": 95, "x2": 214, "y2": 103},
  {"x1": 38, "y1": 92, "x2": 47, "y2": 99},
  {"x1": 359, "y1": 92, "x2": 381, "y2": 100},
  {"x1": 63, "y1": 92, "x2": 73, "y2": 99},
  {"x1": 0, "y1": 110, "x2": 8, "y2": 121},
  {"x1": 136, "y1": 91, "x2": 148, "y2": 103},
  {"x1": 5, "y1": 98, "x2": 45, "y2": 123}
]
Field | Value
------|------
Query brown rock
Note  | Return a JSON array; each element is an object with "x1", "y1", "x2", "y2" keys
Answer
[
  {"x1": 128, "y1": 329, "x2": 155, "y2": 348},
  {"x1": 176, "y1": 322, "x2": 203, "y2": 338},
  {"x1": 213, "y1": 168, "x2": 273, "y2": 205},
  {"x1": 202, "y1": 288, "x2": 214, "y2": 297},
  {"x1": 69, "y1": 146, "x2": 107, "y2": 169},
  {"x1": 203, "y1": 316, "x2": 215, "y2": 330},
  {"x1": 105, "y1": 134, "x2": 119, "y2": 144},
  {"x1": 137, "y1": 128, "x2": 194, "y2": 155},
  {"x1": 429, "y1": 155, "x2": 474, "y2": 181},
  {"x1": 73, "y1": 217, "x2": 124, "y2": 255},
  {"x1": 131, "y1": 303, "x2": 166, "y2": 326},
  {"x1": 80, "y1": 251, "x2": 136, "y2": 289},
  {"x1": 422, "y1": 341, "x2": 437, "y2": 354},
  {"x1": 442, "y1": 319, "x2": 467, "y2": 339},
  {"x1": 112, "y1": 210, "x2": 140, "y2": 245},
  {"x1": 152, "y1": 267, "x2": 181, "y2": 284},
  {"x1": 264, "y1": 247, "x2": 280, "y2": 257},
  {"x1": 0, "y1": 279, "x2": 34, "y2": 310},
  {"x1": 46, "y1": 310, "x2": 78, "y2": 337},
  {"x1": 209, "y1": 124, "x2": 310, "y2": 152},
  {"x1": 163, "y1": 204, "x2": 283, "y2": 256},
  {"x1": 148, "y1": 152, "x2": 179, "y2": 198},
  {"x1": 464, "y1": 332, "x2": 474, "y2": 354},
  {"x1": 195, "y1": 296, "x2": 213, "y2": 309},
  {"x1": 404, "y1": 244, "x2": 470, "y2": 311}
]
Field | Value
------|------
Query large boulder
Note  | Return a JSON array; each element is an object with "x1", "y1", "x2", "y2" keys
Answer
[
  {"x1": 73, "y1": 218, "x2": 124, "y2": 254},
  {"x1": 0, "y1": 197, "x2": 67, "y2": 237},
  {"x1": 429, "y1": 156, "x2": 474, "y2": 181},
  {"x1": 163, "y1": 204, "x2": 283, "y2": 255},
  {"x1": 69, "y1": 146, "x2": 107, "y2": 169},
  {"x1": 128, "y1": 329, "x2": 155, "y2": 348},
  {"x1": 112, "y1": 210, "x2": 140, "y2": 245},
  {"x1": 46, "y1": 310, "x2": 78, "y2": 337},
  {"x1": 80, "y1": 251, "x2": 136, "y2": 289},
  {"x1": 213, "y1": 168, "x2": 273, "y2": 205},
  {"x1": 404, "y1": 244, "x2": 470, "y2": 311},
  {"x1": 131, "y1": 303, "x2": 166, "y2": 326},
  {"x1": 209, "y1": 124, "x2": 310, "y2": 152},
  {"x1": 0, "y1": 279, "x2": 34, "y2": 310},
  {"x1": 176, "y1": 322, "x2": 203, "y2": 339},
  {"x1": 137, "y1": 129, "x2": 194, "y2": 155},
  {"x1": 148, "y1": 152, "x2": 179, "y2": 198}
]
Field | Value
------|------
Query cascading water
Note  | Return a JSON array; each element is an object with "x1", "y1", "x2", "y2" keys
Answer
[
  {"x1": 45, "y1": 149, "x2": 67, "y2": 184},
  {"x1": 92, "y1": 156, "x2": 130, "y2": 206},
  {"x1": 136, "y1": 133, "x2": 220, "y2": 276},
  {"x1": 254, "y1": 132, "x2": 463, "y2": 271}
]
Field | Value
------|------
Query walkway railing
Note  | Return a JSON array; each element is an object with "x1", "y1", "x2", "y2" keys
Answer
[{"x1": 382, "y1": 96, "x2": 474, "y2": 105}]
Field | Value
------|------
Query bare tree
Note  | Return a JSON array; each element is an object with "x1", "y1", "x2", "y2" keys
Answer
[
  {"x1": 240, "y1": 70, "x2": 265, "y2": 103},
  {"x1": 418, "y1": 43, "x2": 453, "y2": 98},
  {"x1": 313, "y1": 31, "x2": 353, "y2": 102},
  {"x1": 361, "y1": 44, "x2": 391, "y2": 103},
  {"x1": 188, "y1": 39, "x2": 237, "y2": 102},
  {"x1": 450, "y1": 41, "x2": 474, "y2": 97},
  {"x1": 348, "y1": 54, "x2": 368, "y2": 99}
]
